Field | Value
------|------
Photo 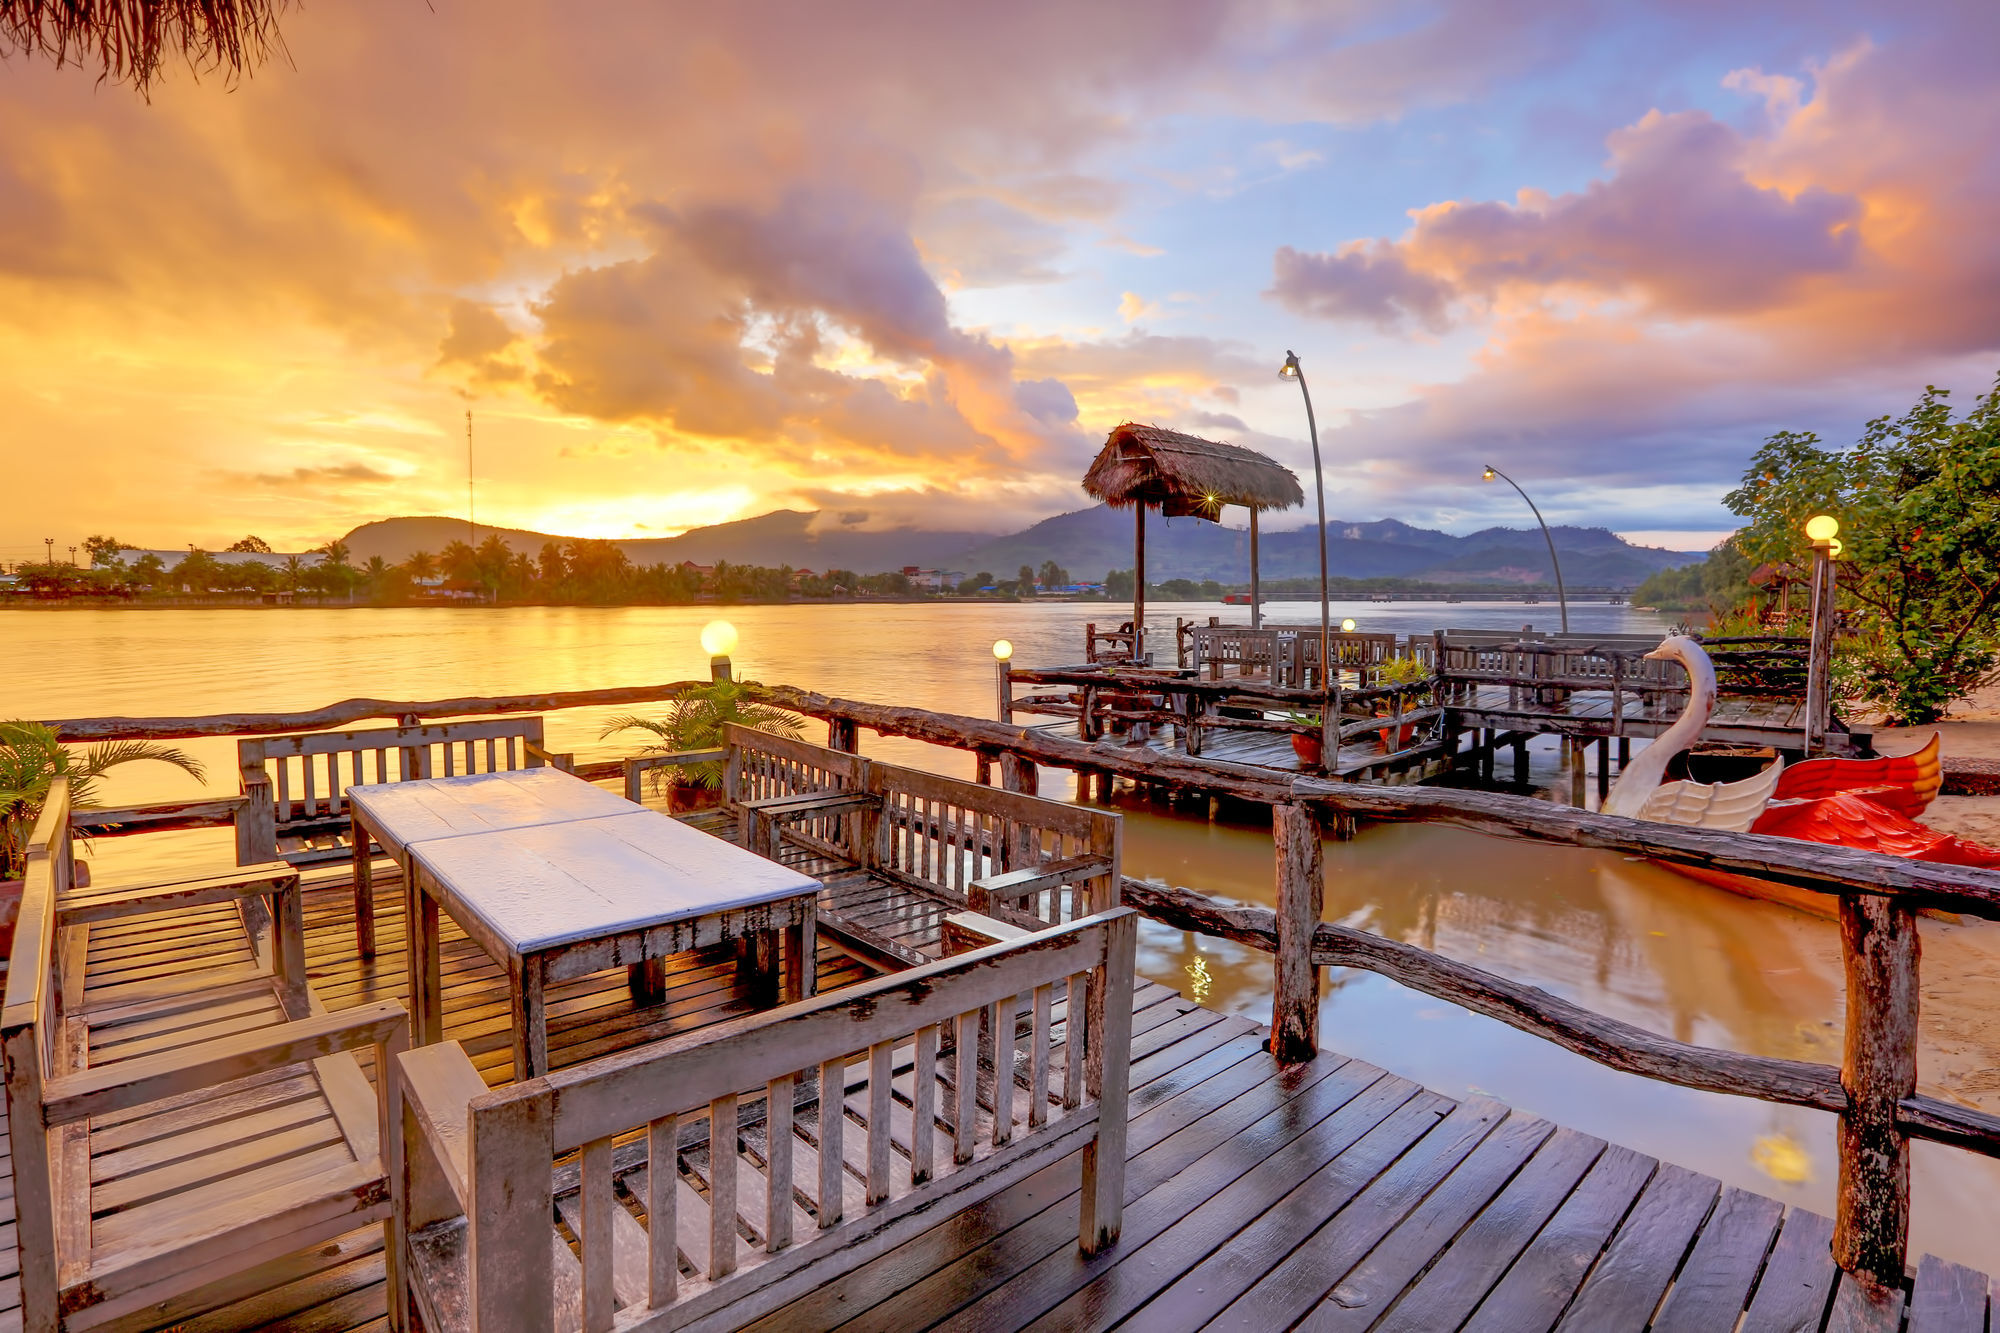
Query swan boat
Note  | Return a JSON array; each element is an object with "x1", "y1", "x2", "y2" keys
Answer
[{"x1": 1601, "y1": 636, "x2": 2000, "y2": 917}]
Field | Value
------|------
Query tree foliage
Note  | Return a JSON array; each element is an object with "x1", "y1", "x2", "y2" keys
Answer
[
  {"x1": 1724, "y1": 373, "x2": 2000, "y2": 723},
  {"x1": 0, "y1": 721, "x2": 206, "y2": 879}
]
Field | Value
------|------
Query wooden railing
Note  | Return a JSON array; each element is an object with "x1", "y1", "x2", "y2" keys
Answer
[
  {"x1": 722, "y1": 727, "x2": 1121, "y2": 932},
  {"x1": 1178, "y1": 625, "x2": 1421, "y2": 689},
  {"x1": 1123, "y1": 776, "x2": 2000, "y2": 1292},
  {"x1": 1000, "y1": 663, "x2": 1443, "y2": 774}
]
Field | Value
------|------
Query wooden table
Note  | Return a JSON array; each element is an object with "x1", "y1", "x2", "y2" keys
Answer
[{"x1": 393, "y1": 801, "x2": 820, "y2": 1078}]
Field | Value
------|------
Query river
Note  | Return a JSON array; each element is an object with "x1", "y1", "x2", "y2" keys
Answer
[{"x1": 8, "y1": 599, "x2": 1999, "y2": 1271}]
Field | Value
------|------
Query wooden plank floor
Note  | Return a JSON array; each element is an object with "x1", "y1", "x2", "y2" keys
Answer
[{"x1": 14, "y1": 860, "x2": 1995, "y2": 1330}]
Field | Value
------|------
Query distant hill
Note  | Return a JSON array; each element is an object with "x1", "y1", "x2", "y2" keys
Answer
[
  {"x1": 339, "y1": 507, "x2": 1700, "y2": 589},
  {"x1": 953, "y1": 508, "x2": 1696, "y2": 587},
  {"x1": 339, "y1": 512, "x2": 981, "y2": 573}
]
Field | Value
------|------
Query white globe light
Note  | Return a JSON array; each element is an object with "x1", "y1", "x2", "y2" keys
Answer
[
  {"x1": 1341, "y1": 618, "x2": 1357, "y2": 632},
  {"x1": 993, "y1": 639, "x2": 1014, "y2": 661},
  {"x1": 1804, "y1": 514, "x2": 1840, "y2": 542},
  {"x1": 700, "y1": 620, "x2": 739, "y2": 657}
]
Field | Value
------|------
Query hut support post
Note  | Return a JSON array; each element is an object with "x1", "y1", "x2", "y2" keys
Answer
[
  {"x1": 1133, "y1": 504, "x2": 1146, "y2": 664},
  {"x1": 1249, "y1": 508, "x2": 1261, "y2": 631},
  {"x1": 1271, "y1": 804, "x2": 1324, "y2": 1062},
  {"x1": 1835, "y1": 893, "x2": 1918, "y2": 1289}
]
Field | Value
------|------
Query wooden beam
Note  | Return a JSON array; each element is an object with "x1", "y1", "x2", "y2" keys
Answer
[
  {"x1": 1270, "y1": 805, "x2": 1323, "y2": 1063},
  {"x1": 1119, "y1": 877, "x2": 1847, "y2": 1112},
  {"x1": 1835, "y1": 894, "x2": 1918, "y2": 1287},
  {"x1": 47, "y1": 681, "x2": 710, "y2": 740},
  {"x1": 1292, "y1": 776, "x2": 2000, "y2": 918}
]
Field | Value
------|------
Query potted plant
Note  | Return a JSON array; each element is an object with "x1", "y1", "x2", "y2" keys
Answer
[
  {"x1": 600, "y1": 681, "x2": 804, "y2": 812},
  {"x1": 1, "y1": 721, "x2": 207, "y2": 952},
  {"x1": 1284, "y1": 710, "x2": 1324, "y2": 767},
  {"x1": 1372, "y1": 655, "x2": 1434, "y2": 751}
]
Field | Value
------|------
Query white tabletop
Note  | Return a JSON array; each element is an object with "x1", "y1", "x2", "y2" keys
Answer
[
  {"x1": 346, "y1": 767, "x2": 634, "y2": 854},
  {"x1": 408, "y1": 810, "x2": 821, "y2": 952}
]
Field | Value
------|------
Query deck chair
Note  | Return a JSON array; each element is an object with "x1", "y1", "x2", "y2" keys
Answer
[{"x1": 3, "y1": 779, "x2": 410, "y2": 1331}]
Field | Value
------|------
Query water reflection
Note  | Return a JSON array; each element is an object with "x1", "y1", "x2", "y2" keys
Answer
[{"x1": 8, "y1": 601, "x2": 2000, "y2": 1271}]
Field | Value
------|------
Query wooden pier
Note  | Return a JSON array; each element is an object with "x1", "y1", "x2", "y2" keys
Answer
[
  {"x1": 25, "y1": 672, "x2": 2000, "y2": 1330},
  {"x1": 4, "y1": 856, "x2": 1991, "y2": 1331}
]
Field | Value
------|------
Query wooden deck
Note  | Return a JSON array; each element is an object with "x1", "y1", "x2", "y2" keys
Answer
[
  {"x1": 8, "y1": 855, "x2": 1992, "y2": 1330},
  {"x1": 1022, "y1": 719, "x2": 1453, "y2": 784}
]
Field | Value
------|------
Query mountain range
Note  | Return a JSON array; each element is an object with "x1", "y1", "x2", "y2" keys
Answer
[{"x1": 339, "y1": 508, "x2": 1702, "y2": 588}]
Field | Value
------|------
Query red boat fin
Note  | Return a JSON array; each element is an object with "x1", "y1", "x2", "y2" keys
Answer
[{"x1": 1771, "y1": 733, "x2": 1942, "y2": 819}]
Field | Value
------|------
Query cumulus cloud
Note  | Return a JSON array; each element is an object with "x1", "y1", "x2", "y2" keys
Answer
[{"x1": 1274, "y1": 108, "x2": 1864, "y2": 330}]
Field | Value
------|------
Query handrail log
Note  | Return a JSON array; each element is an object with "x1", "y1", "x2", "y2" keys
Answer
[
  {"x1": 1120, "y1": 878, "x2": 1844, "y2": 1111},
  {"x1": 45, "y1": 681, "x2": 710, "y2": 740},
  {"x1": 1292, "y1": 777, "x2": 2000, "y2": 919}
]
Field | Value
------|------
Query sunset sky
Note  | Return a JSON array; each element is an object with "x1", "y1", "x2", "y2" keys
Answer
[{"x1": 4, "y1": 0, "x2": 1997, "y2": 563}]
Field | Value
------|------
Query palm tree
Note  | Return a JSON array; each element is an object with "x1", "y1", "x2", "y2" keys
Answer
[
  {"x1": 281, "y1": 554, "x2": 305, "y2": 593},
  {"x1": 1, "y1": 722, "x2": 206, "y2": 880},
  {"x1": 404, "y1": 550, "x2": 437, "y2": 582},
  {"x1": 600, "y1": 684, "x2": 802, "y2": 792}
]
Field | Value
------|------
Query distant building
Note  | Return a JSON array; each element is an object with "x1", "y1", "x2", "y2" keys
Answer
[{"x1": 114, "y1": 547, "x2": 326, "y2": 570}]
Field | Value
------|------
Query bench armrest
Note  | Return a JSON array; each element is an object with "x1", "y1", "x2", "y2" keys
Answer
[
  {"x1": 622, "y1": 749, "x2": 724, "y2": 801},
  {"x1": 968, "y1": 855, "x2": 1116, "y2": 916},
  {"x1": 740, "y1": 791, "x2": 879, "y2": 859},
  {"x1": 43, "y1": 1000, "x2": 408, "y2": 1126},
  {"x1": 522, "y1": 740, "x2": 575, "y2": 773},
  {"x1": 57, "y1": 862, "x2": 297, "y2": 927},
  {"x1": 396, "y1": 1041, "x2": 487, "y2": 1226}
]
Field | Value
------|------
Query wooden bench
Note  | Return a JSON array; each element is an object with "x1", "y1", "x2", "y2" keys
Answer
[
  {"x1": 237, "y1": 716, "x2": 568, "y2": 957},
  {"x1": 4, "y1": 779, "x2": 412, "y2": 1331},
  {"x1": 719, "y1": 726, "x2": 1122, "y2": 962},
  {"x1": 396, "y1": 908, "x2": 1137, "y2": 1332}
]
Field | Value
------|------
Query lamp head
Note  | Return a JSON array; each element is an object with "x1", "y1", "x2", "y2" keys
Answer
[
  {"x1": 1481, "y1": 466, "x2": 1497, "y2": 483},
  {"x1": 699, "y1": 619, "x2": 739, "y2": 658},
  {"x1": 992, "y1": 639, "x2": 1013, "y2": 662},
  {"x1": 1340, "y1": 618, "x2": 1357, "y2": 632},
  {"x1": 1278, "y1": 351, "x2": 1301, "y2": 381},
  {"x1": 1805, "y1": 514, "x2": 1840, "y2": 542}
]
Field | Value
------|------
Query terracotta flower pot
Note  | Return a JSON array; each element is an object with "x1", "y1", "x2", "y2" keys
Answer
[
  {"x1": 0, "y1": 879, "x2": 21, "y2": 961},
  {"x1": 1291, "y1": 733, "x2": 1323, "y2": 767},
  {"x1": 667, "y1": 782, "x2": 724, "y2": 814}
]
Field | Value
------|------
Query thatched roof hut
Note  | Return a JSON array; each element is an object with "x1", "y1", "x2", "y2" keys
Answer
[
  {"x1": 1083, "y1": 423, "x2": 1304, "y2": 518},
  {"x1": 1081, "y1": 424, "x2": 1305, "y2": 657},
  {"x1": 2, "y1": 0, "x2": 290, "y2": 96}
]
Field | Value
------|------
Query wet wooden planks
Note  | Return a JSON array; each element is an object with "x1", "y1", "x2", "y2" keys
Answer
[{"x1": 754, "y1": 1056, "x2": 1997, "y2": 1333}]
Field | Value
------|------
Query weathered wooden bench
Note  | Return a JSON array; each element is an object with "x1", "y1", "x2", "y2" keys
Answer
[
  {"x1": 4, "y1": 779, "x2": 411, "y2": 1331},
  {"x1": 237, "y1": 715, "x2": 568, "y2": 956},
  {"x1": 396, "y1": 908, "x2": 1136, "y2": 1332},
  {"x1": 716, "y1": 726, "x2": 1122, "y2": 965}
]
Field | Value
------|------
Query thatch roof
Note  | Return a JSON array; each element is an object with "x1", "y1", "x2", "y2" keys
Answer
[
  {"x1": 1082, "y1": 423, "x2": 1304, "y2": 519},
  {"x1": 2, "y1": 0, "x2": 290, "y2": 97}
]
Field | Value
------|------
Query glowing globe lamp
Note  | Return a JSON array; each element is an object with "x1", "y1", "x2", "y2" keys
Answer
[
  {"x1": 1341, "y1": 618, "x2": 1357, "y2": 632},
  {"x1": 1805, "y1": 514, "x2": 1840, "y2": 542},
  {"x1": 700, "y1": 620, "x2": 739, "y2": 658},
  {"x1": 992, "y1": 639, "x2": 1013, "y2": 662}
]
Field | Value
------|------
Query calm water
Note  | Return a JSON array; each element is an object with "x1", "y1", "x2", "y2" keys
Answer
[{"x1": 8, "y1": 600, "x2": 2000, "y2": 1270}]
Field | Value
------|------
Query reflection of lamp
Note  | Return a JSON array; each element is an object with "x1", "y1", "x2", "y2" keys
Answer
[
  {"x1": 701, "y1": 620, "x2": 738, "y2": 681},
  {"x1": 1481, "y1": 464, "x2": 1569, "y2": 633},
  {"x1": 1279, "y1": 350, "x2": 1332, "y2": 693},
  {"x1": 1340, "y1": 618, "x2": 1356, "y2": 632},
  {"x1": 992, "y1": 639, "x2": 1013, "y2": 661}
]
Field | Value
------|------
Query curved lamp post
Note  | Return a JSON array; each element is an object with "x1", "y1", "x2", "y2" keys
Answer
[
  {"x1": 1481, "y1": 465, "x2": 1569, "y2": 633},
  {"x1": 1279, "y1": 351, "x2": 1332, "y2": 689}
]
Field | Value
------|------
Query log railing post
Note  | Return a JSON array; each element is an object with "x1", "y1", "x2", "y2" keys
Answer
[
  {"x1": 1271, "y1": 803, "x2": 1324, "y2": 1063},
  {"x1": 827, "y1": 717, "x2": 859, "y2": 753},
  {"x1": 1834, "y1": 892, "x2": 1918, "y2": 1289}
]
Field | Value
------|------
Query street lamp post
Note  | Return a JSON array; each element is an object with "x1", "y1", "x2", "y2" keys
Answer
[
  {"x1": 1279, "y1": 351, "x2": 1331, "y2": 691},
  {"x1": 1481, "y1": 465, "x2": 1569, "y2": 634}
]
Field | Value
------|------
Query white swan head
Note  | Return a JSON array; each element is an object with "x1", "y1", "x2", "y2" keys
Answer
[{"x1": 1642, "y1": 634, "x2": 1717, "y2": 720}]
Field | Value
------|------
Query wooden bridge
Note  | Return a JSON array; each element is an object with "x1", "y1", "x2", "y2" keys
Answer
[{"x1": 26, "y1": 674, "x2": 2000, "y2": 1330}]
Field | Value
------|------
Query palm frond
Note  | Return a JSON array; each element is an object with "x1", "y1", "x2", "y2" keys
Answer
[
  {"x1": 79, "y1": 740, "x2": 207, "y2": 783},
  {"x1": 598, "y1": 714, "x2": 675, "y2": 742}
]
